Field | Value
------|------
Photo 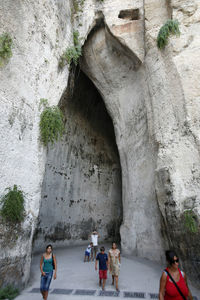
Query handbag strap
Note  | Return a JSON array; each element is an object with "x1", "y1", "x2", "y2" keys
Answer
[{"x1": 165, "y1": 269, "x2": 187, "y2": 300}]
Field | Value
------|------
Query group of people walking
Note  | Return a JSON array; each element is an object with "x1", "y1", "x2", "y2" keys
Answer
[
  {"x1": 39, "y1": 232, "x2": 194, "y2": 300},
  {"x1": 85, "y1": 231, "x2": 121, "y2": 291},
  {"x1": 95, "y1": 243, "x2": 121, "y2": 291}
]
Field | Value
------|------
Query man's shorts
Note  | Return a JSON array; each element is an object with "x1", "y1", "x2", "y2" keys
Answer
[
  {"x1": 85, "y1": 251, "x2": 90, "y2": 257},
  {"x1": 91, "y1": 246, "x2": 98, "y2": 255},
  {"x1": 94, "y1": 246, "x2": 98, "y2": 252},
  {"x1": 99, "y1": 270, "x2": 107, "y2": 280}
]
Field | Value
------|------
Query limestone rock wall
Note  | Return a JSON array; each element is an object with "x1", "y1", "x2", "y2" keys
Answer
[
  {"x1": 81, "y1": 24, "x2": 165, "y2": 260},
  {"x1": 1, "y1": 0, "x2": 200, "y2": 288},
  {"x1": 144, "y1": 0, "x2": 200, "y2": 283},
  {"x1": 0, "y1": 0, "x2": 73, "y2": 287}
]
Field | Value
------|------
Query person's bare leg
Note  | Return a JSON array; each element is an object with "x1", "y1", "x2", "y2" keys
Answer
[
  {"x1": 91, "y1": 249, "x2": 93, "y2": 261},
  {"x1": 99, "y1": 278, "x2": 102, "y2": 287},
  {"x1": 43, "y1": 291, "x2": 48, "y2": 300},
  {"x1": 41, "y1": 291, "x2": 45, "y2": 299},
  {"x1": 84, "y1": 255, "x2": 86, "y2": 262},
  {"x1": 102, "y1": 279, "x2": 106, "y2": 290},
  {"x1": 112, "y1": 275, "x2": 114, "y2": 285},
  {"x1": 115, "y1": 276, "x2": 119, "y2": 291},
  {"x1": 94, "y1": 249, "x2": 96, "y2": 260}
]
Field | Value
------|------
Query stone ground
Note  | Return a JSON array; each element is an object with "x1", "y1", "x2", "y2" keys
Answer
[{"x1": 16, "y1": 245, "x2": 200, "y2": 300}]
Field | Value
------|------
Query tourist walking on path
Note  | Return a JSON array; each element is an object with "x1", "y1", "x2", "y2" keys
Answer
[
  {"x1": 95, "y1": 246, "x2": 108, "y2": 290},
  {"x1": 159, "y1": 250, "x2": 193, "y2": 300},
  {"x1": 90, "y1": 230, "x2": 99, "y2": 261},
  {"x1": 40, "y1": 244, "x2": 57, "y2": 300},
  {"x1": 108, "y1": 242, "x2": 121, "y2": 292}
]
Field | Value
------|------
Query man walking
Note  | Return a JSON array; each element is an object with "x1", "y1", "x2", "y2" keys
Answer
[{"x1": 90, "y1": 230, "x2": 99, "y2": 261}]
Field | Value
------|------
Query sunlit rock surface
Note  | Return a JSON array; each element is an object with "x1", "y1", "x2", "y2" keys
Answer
[{"x1": 0, "y1": 0, "x2": 200, "y2": 288}]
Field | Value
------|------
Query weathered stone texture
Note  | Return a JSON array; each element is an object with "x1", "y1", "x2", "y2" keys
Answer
[
  {"x1": 34, "y1": 70, "x2": 122, "y2": 251},
  {"x1": 0, "y1": 0, "x2": 73, "y2": 287},
  {"x1": 144, "y1": 0, "x2": 200, "y2": 284},
  {"x1": 81, "y1": 24, "x2": 165, "y2": 260},
  {"x1": 1, "y1": 0, "x2": 200, "y2": 288}
]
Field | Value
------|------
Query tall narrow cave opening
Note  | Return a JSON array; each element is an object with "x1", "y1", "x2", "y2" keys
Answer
[{"x1": 33, "y1": 68, "x2": 122, "y2": 251}]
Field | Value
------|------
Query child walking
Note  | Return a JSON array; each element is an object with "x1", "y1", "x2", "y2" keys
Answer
[
  {"x1": 95, "y1": 246, "x2": 108, "y2": 290},
  {"x1": 84, "y1": 242, "x2": 93, "y2": 262}
]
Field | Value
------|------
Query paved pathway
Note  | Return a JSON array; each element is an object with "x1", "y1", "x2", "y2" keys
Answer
[{"x1": 16, "y1": 245, "x2": 200, "y2": 300}]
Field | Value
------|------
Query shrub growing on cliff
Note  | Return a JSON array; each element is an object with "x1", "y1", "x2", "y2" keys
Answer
[
  {"x1": 59, "y1": 31, "x2": 82, "y2": 68},
  {"x1": 184, "y1": 210, "x2": 198, "y2": 233},
  {"x1": 157, "y1": 19, "x2": 180, "y2": 49},
  {"x1": 73, "y1": 0, "x2": 85, "y2": 13},
  {"x1": 0, "y1": 185, "x2": 25, "y2": 223},
  {"x1": 0, "y1": 285, "x2": 19, "y2": 300},
  {"x1": 0, "y1": 33, "x2": 13, "y2": 67},
  {"x1": 40, "y1": 103, "x2": 65, "y2": 146}
]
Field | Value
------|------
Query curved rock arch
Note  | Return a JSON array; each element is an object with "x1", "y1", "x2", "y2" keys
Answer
[{"x1": 80, "y1": 20, "x2": 165, "y2": 259}]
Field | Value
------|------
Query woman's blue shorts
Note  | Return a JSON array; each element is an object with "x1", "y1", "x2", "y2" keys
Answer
[{"x1": 40, "y1": 271, "x2": 53, "y2": 291}]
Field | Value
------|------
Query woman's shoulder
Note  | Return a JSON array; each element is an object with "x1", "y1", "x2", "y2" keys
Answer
[
  {"x1": 163, "y1": 270, "x2": 168, "y2": 276},
  {"x1": 163, "y1": 268, "x2": 169, "y2": 277}
]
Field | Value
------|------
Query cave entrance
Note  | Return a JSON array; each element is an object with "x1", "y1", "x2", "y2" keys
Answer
[{"x1": 34, "y1": 68, "x2": 122, "y2": 251}]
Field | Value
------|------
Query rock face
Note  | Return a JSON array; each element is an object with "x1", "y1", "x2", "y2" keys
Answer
[
  {"x1": 34, "y1": 70, "x2": 122, "y2": 251},
  {"x1": 0, "y1": 0, "x2": 200, "y2": 288},
  {"x1": 0, "y1": 0, "x2": 73, "y2": 288},
  {"x1": 80, "y1": 24, "x2": 164, "y2": 260}
]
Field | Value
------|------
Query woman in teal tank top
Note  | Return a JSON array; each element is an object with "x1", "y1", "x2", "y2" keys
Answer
[{"x1": 40, "y1": 244, "x2": 57, "y2": 300}]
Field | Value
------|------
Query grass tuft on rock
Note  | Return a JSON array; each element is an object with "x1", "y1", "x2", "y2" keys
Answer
[
  {"x1": 0, "y1": 285, "x2": 19, "y2": 300},
  {"x1": 184, "y1": 210, "x2": 198, "y2": 233},
  {"x1": 59, "y1": 31, "x2": 82, "y2": 69},
  {"x1": 0, "y1": 33, "x2": 13, "y2": 67},
  {"x1": 40, "y1": 103, "x2": 65, "y2": 146},
  {"x1": 0, "y1": 185, "x2": 25, "y2": 223},
  {"x1": 157, "y1": 19, "x2": 180, "y2": 49}
]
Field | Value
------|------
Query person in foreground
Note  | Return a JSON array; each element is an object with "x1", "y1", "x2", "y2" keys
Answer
[
  {"x1": 159, "y1": 250, "x2": 193, "y2": 300},
  {"x1": 40, "y1": 244, "x2": 57, "y2": 300},
  {"x1": 95, "y1": 246, "x2": 108, "y2": 290},
  {"x1": 108, "y1": 242, "x2": 121, "y2": 292}
]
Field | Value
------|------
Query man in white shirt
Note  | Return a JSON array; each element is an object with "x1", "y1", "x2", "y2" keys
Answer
[{"x1": 90, "y1": 230, "x2": 99, "y2": 261}]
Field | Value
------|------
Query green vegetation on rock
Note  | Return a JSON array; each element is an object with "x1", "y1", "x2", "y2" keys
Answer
[
  {"x1": 39, "y1": 98, "x2": 48, "y2": 110},
  {"x1": 184, "y1": 210, "x2": 198, "y2": 233},
  {"x1": 39, "y1": 100, "x2": 65, "y2": 146},
  {"x1": 0, "y1": 33, "x2": 13, "y2": 67},
  {"x1": 72, "y1": 0, "x2": 85, "y2": 14},
  {"x1": 0, "y1": 285, "x2": 19, "y2": 300},
  {"x1": 157, "y1": 19, "x2": 180, "y2": 49},
  {"x1": 0, "y1": 185, "x2": 25, "y2": 223},
  {"x1": 59, "y1": 31, "x2": 82, "y2": 69}
]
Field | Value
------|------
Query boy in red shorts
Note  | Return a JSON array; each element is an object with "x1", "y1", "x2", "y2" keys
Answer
[{"x1": 95, "y1": 246, "x2": 108, "y2": 290}]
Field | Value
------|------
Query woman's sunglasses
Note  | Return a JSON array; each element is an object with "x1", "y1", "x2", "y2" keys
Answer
[{"x1": 172, "y1": 258, "x2": 179, "y2": 264}]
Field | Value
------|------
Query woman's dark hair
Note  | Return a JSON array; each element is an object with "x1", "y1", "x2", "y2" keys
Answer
[
  {"x1": 46, "y1": 244, "x2": 53, "y2": 250},
  {"x1": 165, "y1": 250, "x2": 178, "y2": 264}
]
